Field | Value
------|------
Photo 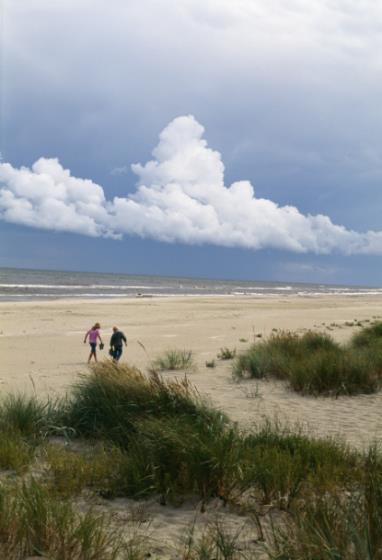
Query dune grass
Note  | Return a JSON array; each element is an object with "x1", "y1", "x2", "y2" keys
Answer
[
  {"x1": 46, "y1": 364, "x2": 365, "y2": 506},
  {"x1": 0, "y1": 479, "x2": 123, "y2": 559},
  {"x1": 270, "y1": 446, "x2": 382, "y2": 559},
  {"x1": 1, "y1": 357, "x2": 382, "y2": 557},
  {"x1": 151, "y1": 348, "x2": 194, "y2": 371},
  {"x1": 289, "y1": 346, "x2": 381, "y2": 395},
  {"x1": 351, "y1": 320, "x2": 382, "y2": 348},
  {"x1": 241, "y1": 421, "x2": 360, "y2": 508},
  {"x1": 0, "y1": 393, "x2": 61, "y2": 439},
  {"x1": 44, "y1": 443, "x2": 126, "y2": 497},
  {"x1": 217, "y1": 347, "x2": 236, "y2": 360},
  {"x1": 58, "y1": 363, "x2": 245, "y2": 503},
  {"x1": 0, "y1": 429, "x2": 36, "y2": 473},
  {"x1": 233, "y1": 326, "x2": 382, "y2": 396},
  {"x1": 62, "y1": 362, "x2": 223, "y2": 445},
  {"x1": 183, "y1": 519, "x2": 246, "y2": 560}
]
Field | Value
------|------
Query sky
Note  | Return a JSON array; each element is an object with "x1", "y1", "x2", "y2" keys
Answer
[{"x1": 1, "y1": 0, "x2": 382, "y2": 285}]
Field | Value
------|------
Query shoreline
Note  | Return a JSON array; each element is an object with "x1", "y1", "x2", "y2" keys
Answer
[{"x1": 2, "y1": 290, "x2": 382, "y2": 304}]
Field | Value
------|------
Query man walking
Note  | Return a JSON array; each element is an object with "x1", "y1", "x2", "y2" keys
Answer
[{"x1": 110, "y1": 326, "x2": 127, "y2": 362}]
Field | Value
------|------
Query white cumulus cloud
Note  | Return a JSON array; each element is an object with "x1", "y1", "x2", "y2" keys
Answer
[{"x1": 1, "y1": 115, "x2": 382, "y2": 254}]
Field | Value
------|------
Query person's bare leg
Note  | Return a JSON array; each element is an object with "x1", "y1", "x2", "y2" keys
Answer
[{"x1": 89, "y1": 350, "x2": 97, "y2": 363}]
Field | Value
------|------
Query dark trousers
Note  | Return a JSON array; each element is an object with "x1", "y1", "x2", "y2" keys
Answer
[{"x1": 113, "y1": 346, "x2": 123, "y2": 361}]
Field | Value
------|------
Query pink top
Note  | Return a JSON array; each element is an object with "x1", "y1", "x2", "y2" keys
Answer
[{"x1": 86, "y1": 329, "x2": 100, "y2": 343}]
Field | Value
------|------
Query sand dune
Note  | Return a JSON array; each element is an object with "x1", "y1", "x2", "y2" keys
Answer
[{"x1": 2, "y1": 295, "x2": 382, "y2": 556}]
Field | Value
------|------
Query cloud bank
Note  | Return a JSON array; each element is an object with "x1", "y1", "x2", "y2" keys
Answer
[{"x1": 1, "y1": 115, "x2": 382, "y2": 254}]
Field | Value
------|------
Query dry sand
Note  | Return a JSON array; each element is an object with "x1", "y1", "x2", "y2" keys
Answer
[{"x1": 1, "y1": 295, "x2": 382, "y2": 557}]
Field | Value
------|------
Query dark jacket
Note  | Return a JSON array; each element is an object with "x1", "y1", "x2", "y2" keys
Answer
[{"x1": 110, "y1": 330, "x2": 127, "y2": 348}]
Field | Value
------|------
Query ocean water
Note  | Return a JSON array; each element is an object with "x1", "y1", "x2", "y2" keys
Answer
[{"x1": 0, "y1": 267, "x2": 381, "y2": 301}]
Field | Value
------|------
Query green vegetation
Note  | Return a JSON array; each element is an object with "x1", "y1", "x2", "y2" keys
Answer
[
  {"x1": 0, "y1": 347, "x2": 381, "y2": 557},
  {"x1": 217, "y1": 347, "x2": 236, "y2": 360},
  {"x1": 233, "y1": 325, "x2": 382, "y2": 396},
  {"x1": 59, "y1": 364, "x2": 242, "y2": 503},
  {"x1": 351, "y1": 320, "x2": 382, "y2": 348},
  {"x1": 44, "y1": 443, "x2": 123, "y2": 497},
  {"x1": 205, "y1": 359, "x2": 216, "y2": 368},
  {"x1": 0, "y1": 393, "x2": 61, "y2": 439},
  {"x1": 62, "y1": 362, "x2": 221, "y2": 446},
  {"x1": 0, "y1": 480, "x2": 123, "y2": 559},
  {"x1": 270, "y1": 446, "x2": 382, "y2": 559},
  {"x1": 0, "y1": 429, "x2": 35, "y2": 472},
  {"x1": 183, "y1": 520, "x2": 246, "y2": 560},
  {"x1": 0, "y1": 365, "x2": 364, "y2": 508},
  {"x1": 242, "y1": 421, "x2": 359, "y2": 508},
  {"x1": 151, "y1": 348, "x2": 194, "y2": 371}
]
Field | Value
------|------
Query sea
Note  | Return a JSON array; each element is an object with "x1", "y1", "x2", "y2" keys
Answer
[{"x1": 0, "y1": 267, "x2": 381, "y2": 302}]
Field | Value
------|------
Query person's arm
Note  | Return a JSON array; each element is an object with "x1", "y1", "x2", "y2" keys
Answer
[
  {"x1": 97, "y1": 330, "x2": 103, "y2": 344},
  {"x1": 84, "y1": 330, "x2": 89, "y2": 343}
]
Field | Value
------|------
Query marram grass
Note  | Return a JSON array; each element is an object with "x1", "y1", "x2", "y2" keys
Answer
[
  {"x1": 233, "y1": 326, "x2": 382, "y2": 396},
  {"x1": 151, "y1": 348, "x2": 194, "y2": 371},
  {"x1": 62, "y1": 362, "x2": 224, "y2": 446},
  {"x1": 0, "y1": 479, "x2": 122, "y2": 559}
]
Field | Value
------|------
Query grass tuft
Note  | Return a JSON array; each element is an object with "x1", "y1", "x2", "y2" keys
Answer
[
  {"x1": 0, "y1": 394, "x2": 61, "y2": 440},
  {"x1": 270, "y1": 446, "x2": 382, "y2": 559},
  {"x1": 351, "y1": 320, "x2": 382, "y2": 348},
  {"x1": 0, "y1": 430, "x2": 35, "y2": 473},
  {"x1": 217, "y1": 348, "x2": 236, "y2": 360},
  {"x1": 62, "y1": 363, "x2": 220, "y2": 445},
  {"x1": 0, "y1": 479, "x2": 122, "y2": 559},
  {"x1": 152, "y1": 349, "x2": 194, "y2": 371},
  {"x1": 233, "y1": 328, "x2": 382, "y2": 396}
]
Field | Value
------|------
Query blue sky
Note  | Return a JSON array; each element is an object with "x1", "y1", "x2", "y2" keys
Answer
[{"x1": 1, "y1": 0, "x2": 382, "y2": 285}]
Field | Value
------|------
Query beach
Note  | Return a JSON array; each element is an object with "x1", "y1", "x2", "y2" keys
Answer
[
  {"x1": 2, "y1": 294, "x2": 382, "y2": 449},
  {"x1": 2, "y1": 293, "x2": 382, "y2": 558}
]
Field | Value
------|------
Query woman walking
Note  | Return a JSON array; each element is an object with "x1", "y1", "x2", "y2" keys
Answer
[{"x1": 84, "y1": 322, "x2": 103, "y2": 363}]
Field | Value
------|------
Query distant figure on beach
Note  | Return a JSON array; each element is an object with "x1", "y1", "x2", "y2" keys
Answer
[
  {"x1": 110, "y1": 326, "x2": 127, "y2": 362},
  {"x1": 84, "y1": 322, "x2": 103, "y2": 363}
]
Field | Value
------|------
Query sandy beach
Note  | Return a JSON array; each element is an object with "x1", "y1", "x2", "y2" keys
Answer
[
  {"x1": 2, "y1": 294, "x2": 382, "y2": 449},
  {"x1": 2, "y1": 294, "x2": 382, "y2": 557}
]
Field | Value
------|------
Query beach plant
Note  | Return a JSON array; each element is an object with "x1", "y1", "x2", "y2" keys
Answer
[
  {"x1": 44, "y1": 443, "x2": 126, "y2": 497},
  {"x1": 152, "y1": 349, "x2": 194, "y2": 371},
  {"x1": 44, "y1": 442, "x2": 149, "y2": 500},
  {"x1": 62, "y1": 363, "x2": 222, "y2": 447},
  {"x1": 182, "y1": 519, "x2": 246, "y2": 560},
  {"x1": 45, "y1": 408, "x2": 362, "y2": 507},
  {"x1": 55, "y1": 363, "x2": 258, "y2": 503},
  {"x1": 232, "y1": 345, "x2": 269, "y2": 380},
  {"x1": 269, "y1": 446, "x2": 382, "y2": 559},
  {"x1": 351, "y1": 320, "x2": 382, "y2": 348},
  {"x1": 0, "y1": 479, "x2": 123, "y2": 559},
  {"x1": 233, "y1": 329, "x2": 382, "y2": 395},
  {"x1": 205, "y1": 359, "x2": 216, "y2": 368},
  {"x1": 217, "y1": 347, "x2": 236, "y2": 360},
  {"x1": 0, "y1": 393, "x2": 61, "y2": 440},
  {"x1": 241, "y1": 421, "x2": 360, "y2": 507},
  {"x1": 289, "y1": 346, "x2": 381, "y2": 395},
  {"x1": 0, "y1": 429, "x2": 35, "y2": 472},
  {"x1": 58, "y1": 362, "x2": 370, "y2": 504},
  {"x1": 99, "y1": 413, "x2": 244, "y2": 503}
]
